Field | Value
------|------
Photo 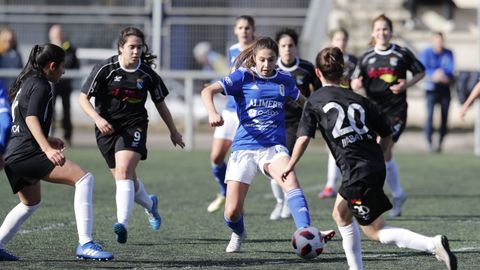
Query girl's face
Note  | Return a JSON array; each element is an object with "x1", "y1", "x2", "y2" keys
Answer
[
  {"x1": 119, "y1": 35, "x2": 144, "y2": 67},
  {"x1": 331, "y1": 32, "x2": 347, "y2": 52},
  {"x1": 234, "y1": 19, "x2": 255, "y2": 46},
  {"x1": 46, "y1": 61, "x2": 65, "y2": 83},
  {"x1": 278, "y1": 35, "x2": 297, "y2": 64},
  {"x1": 371, "y1": 20, "x2": 392, "y2": 47},
  {"x1": 254, "y1": 48, "x2": 277, "y2": 77}
]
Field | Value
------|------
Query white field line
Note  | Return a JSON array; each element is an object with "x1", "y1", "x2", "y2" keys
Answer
[{"x1": 18, "y1": 221, "x2": 76, "y2": 234}]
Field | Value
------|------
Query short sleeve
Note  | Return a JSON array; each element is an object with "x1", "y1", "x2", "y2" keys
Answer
[
  {"x1": 402, "y1": 47, "x2": 425, "y2": 75},
  {"x1": 297, "y1": 100, "x2": 318, "y2": 138},
  {"x1": 81, "y1": 63, "x2": 107, "y2": 97},
  {"x1": 27, "y1": 82, "x2": 51, "y2": 118},
  {"x1": 218, "y1": 69, "x2": 244, "y2": 96},
  {"x1": 351, "y1": 55, "x2": 366, "y2": 80},
  {"x1": 149, "y1": 72, "x2": 169, "y2": 103},
  {"x1": 286, "y1": 78, "x2": 300, "y2": 101}
]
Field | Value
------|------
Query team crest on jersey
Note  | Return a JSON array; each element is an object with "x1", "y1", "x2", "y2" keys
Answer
[
  {"x1": 295, "y1": 75, "x2": 305, "y2": 85},
  {"x1": 136, "y1": 78, "x2": 144, "y2": 89},
  {"x1": 279, "y1": 84, "x2": 285, "y2": 96},
  {"x1": 224, "y1": 76, "x2": 233, "y2": 86},
  {"x1": 114, "y1": 75, "x2": 122, "y2": 82},
  {"x1": 389, "y1": 57, "x2": 399, "y2": 66}
]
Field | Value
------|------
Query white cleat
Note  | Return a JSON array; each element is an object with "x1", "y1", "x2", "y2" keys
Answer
[
  {"x1": 320, "y1": 230, "x2": 336, "y2": 243},
  {"x1": 226, "y1": 231, "x2": 247, "y2": 253},
  {"x1": 270, "y1": 202, "x2": 283, "y2": 220},
  {"x1": 433, "y1": 235, "x2": 457, "y2": 270},
  {"x1": 207, "y1": 194, "x2": 226, "y2": 213},
  {"x1": 280, "y1": 200, "x2": 291, "y2": 219}
]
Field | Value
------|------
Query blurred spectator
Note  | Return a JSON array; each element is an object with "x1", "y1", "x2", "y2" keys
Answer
[
  {"x1": 0, "y1": 79, "x2": 12, "y2": 169},
  {"x1": 420, "y1": 32, "x2": 454, "y2": 153},
  {"x1": 49, "y1": 24, "x2": 80, "y2": 146},
  {"x1": 0, "y1": 26, "x2": 23, "y2": 89},
  {"x1": 404, "y1": 0, "x2": 455, "y2": 31},
  {"x1": 193, "y1": 41, "x2": 229, "y2": 75}
]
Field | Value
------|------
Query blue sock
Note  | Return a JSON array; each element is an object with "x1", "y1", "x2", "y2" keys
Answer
[
  {"x1": 212, "y1": 162, "x2": 227, "y2": 196},
  {"x1": 224, "y1": 214, "x2": 244, "y2": 235},
  {"x1": 286, "y1": 188, "x2": 311, "y2": 229}
]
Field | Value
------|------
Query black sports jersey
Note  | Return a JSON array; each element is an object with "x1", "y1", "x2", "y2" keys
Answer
[
  {"x1": 297, "y1": 86, "x2": 392, "y2": 186},
  {"x1": 352, "y1": 44, "x2": 424, "y2": 116},
  {"x1": 276, "y1": 57, "x2": 315, "y2": 125},
  {"x1": 81, "y1": 55, "x2": 169, "y2": 128},
  {"x1": 4, "y1": 74, "x2": 54, "y2": 162}
]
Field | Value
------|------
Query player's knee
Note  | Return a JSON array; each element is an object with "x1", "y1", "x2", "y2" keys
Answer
[
  {"x1": 224, "y1": 207, "x2": 241, "y2": 221},
  {"x1": 332, "y1": 209, "x2": 352, "y2": 226},
  {"x1": 114, "y1": 166, "x2": 133, "y2": 180},
  {"x1": 210, "y1": 154, "x2": 225, "y2": 165}
]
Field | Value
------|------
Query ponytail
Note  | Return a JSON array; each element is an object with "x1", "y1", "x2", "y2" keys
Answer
[{"x1": 9, "y1": 44, "x2": 65, "y2": 103}]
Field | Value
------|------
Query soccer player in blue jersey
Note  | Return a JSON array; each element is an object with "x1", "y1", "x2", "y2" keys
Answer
[
  {"x1": 284, "y1": 46, "x2": 456, "y2": 270},
  {"x1": 207, "y1": 15, "x2": 256, "y2": 213},
  {"x1": 0, "y1": 79, "x2": 11, "y2": 169},
  {"x1": 201, "y1": 37, "x2": 335, "y2": 253}
]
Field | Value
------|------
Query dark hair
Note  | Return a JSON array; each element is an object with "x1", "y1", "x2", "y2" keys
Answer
[
  {"x1": 275, "y1": 28, "x2": 298, "y2": 46},
  {"x1": 315, "y1": 47, "x2": 344, "y2": 83},
  {"x1": 9, "y1": 44, "x2": 65, "y2": 103},
  {"x1": 368, "y1": 14, "x2": 393, "y2": 46},
  {"x1": 329, "y1": 27, "x2": 349, "y2": 41},
  {"x1": 234, "y1": 37, "x2": 278, "y2": 70},
  {"x1": 235, "y1": 15, "x2": 255, "y2": 29},
  {"x1": 432, "y1": 31, "x2": 444, "y2": 38},
  {"x1": 117, "y1": 27, "x2": 157, "y2": 67}
]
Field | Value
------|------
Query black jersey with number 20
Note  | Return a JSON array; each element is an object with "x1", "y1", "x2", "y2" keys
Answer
[
  {"x1": 81, "y1": 55, "x2": 169, "y2": 129},
  {"x1": 297, "y1": 86, "x2": 392, "y2": 186}
]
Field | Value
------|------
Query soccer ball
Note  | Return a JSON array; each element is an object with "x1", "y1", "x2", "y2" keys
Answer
[{"x1": 291, "y1": 226, "x2": 325, "y2": 259}]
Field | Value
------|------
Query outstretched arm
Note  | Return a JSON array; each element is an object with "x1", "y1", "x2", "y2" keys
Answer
[
  {"x1": 155, "y1": 101, "x2": 185, "y2": 148},
  {"x1": 282, "y1": 136, "x2": 311, "y2": 180},
  {"x1": 460, "y1": 81, "x2": 480, "y2": 120}
]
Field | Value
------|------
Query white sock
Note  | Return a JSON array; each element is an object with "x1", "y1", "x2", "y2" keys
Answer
[
  {"x1": 134, "y1": 178, "x2": 153, "y2": 211},
  {"x1": 270, "y1": 179, "x2": 284, "y2": 203},
  {"x1": 379, "y1": 226, "x2": 435, "y2": 253},
  {"x1": 116, "y1": 179, "x2": 134, "y2": 228},
  {"x1": 0, "y1": 202, "x2": 41, "y2": 249},
  {"x1": 338, "y1": 221, "x2": 363, "y2": 270},
  {"x1": 385, "y1": 159, "x2": 404, "y2": 198},
  {"x1": 326, "y1": 152, "x2": 340, "y2": 189},
  {"x1": 74, "y1": 173, "x2": 94, "y2": 245}
]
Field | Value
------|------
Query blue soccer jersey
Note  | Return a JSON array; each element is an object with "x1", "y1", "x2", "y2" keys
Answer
[
  {"x1": 218, "y1": 68, "x2": 300, "y2": 151},
  {"x1": 0, "y1": 80, "x2": 12, "y2": 154},
  {"x1": 224, "y1": 43, "x2": 243, "y2": 112}
]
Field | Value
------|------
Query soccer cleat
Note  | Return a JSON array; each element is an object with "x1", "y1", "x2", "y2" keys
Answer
[
  {"x1": 433, "y1": 235, "x2": 457, "y2": 270},
  {"x1": 320, "y1": 230, "x2": 336, "y2": 243},
  {"x1": 318, "y1": 187, "x2": 337, "y2": 199},
  {"x1": 145, "y1": 194, "x2": 161, "y2": 231},
  {"x1": 225, "y1": 230, "x2": 247, "y2": 253},
  {"x1": 113, "y1": 223, "x2": 127, "y2": 244},
  {"x1": 207, "y1": 193, "x2": 226, "y2": 213},
  {"x1": 0, "y1": 249, "x2": 18, "y2": 261},
  {"x1": 280, "y1": 200, "x2": 291, "y2": 219},
  {"x1": 269, "y1": 202, "x2": 283, "y2": 220},
  {"x1": 389, "y1": 193, "x2": 407, "y2": 218},
  {"x1": 75, "y1": 241, "x2": 114, "y2": 261}
]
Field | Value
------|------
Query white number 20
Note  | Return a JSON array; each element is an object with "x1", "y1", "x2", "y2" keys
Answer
[{"x1": 322, "y1": 102, "x2": 369, "y2": 139}]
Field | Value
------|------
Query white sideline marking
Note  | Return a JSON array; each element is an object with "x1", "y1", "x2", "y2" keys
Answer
[{"x1": 18, "y1": 222, "x2": 75, "y2": 234}]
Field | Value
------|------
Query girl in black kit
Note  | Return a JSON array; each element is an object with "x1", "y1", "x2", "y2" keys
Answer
[
  {"x1": 79, "y1": 27, "x2": 184, "y2": 244},
  {"x1": 351, "y1": 14, "x2": 425, "y2": 218},
  {"x1": 0, "y1": 44, "x2": 113, "y2": 261},
  {"x1": 284, "y1": 47, "x2": 456, "y2": 270}
]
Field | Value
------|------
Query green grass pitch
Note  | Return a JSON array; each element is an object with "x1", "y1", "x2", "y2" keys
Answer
[{"x1": 0, "y1": 148, "x2": 479, "y2": 269}]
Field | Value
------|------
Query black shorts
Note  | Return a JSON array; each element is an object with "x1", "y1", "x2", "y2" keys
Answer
[
  {"x1": 4, "y1": 150, "x2": 55, "y2": 194},
  {"x1": 388, "y1": 113, "x2": 407, "y2": 142},
  {"x1": 339, "y1": 172, "x2": 392, "y2": 226},
  {"x1": 96, "y1": 123, "x2": 148, "y2": 168}
]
